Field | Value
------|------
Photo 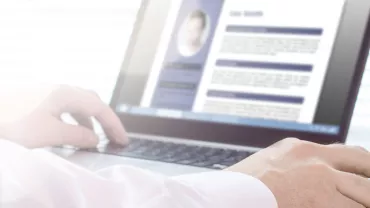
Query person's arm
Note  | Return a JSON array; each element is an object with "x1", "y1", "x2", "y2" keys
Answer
[
  {"x1": 0, "y1": 85, "x2": 128, "y2": 148},
  {"x1": 1, "y1": 140, "x2": 277, "y2": 208}
]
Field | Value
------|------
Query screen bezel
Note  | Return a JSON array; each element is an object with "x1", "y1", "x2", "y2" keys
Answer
[{"x1": 110, "y1": 0, "x2": 370, "y2": 148}]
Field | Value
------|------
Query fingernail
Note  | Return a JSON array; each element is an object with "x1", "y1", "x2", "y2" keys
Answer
[
  {"x1": 116, "y1": 137, "x2": 129, "y2": 146},
  {"x1": 117, "y1": 136, "x2": 129, "y2": 146}
]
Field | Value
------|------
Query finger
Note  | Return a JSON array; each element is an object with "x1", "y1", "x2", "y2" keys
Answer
[
  {"x1": 70, "y1": 114, "x2": 94, "y2": 130},
  {"x1": 321, "y1": 144, "x2": 370, "y2": 177},
  {"x1": 56, "y1": 122, "x2": 99, "y2": 148},
  {"x1": 51, "y1": 86, "x2": 128, "y2": 145},
  {"x1": 95, "y1": 106, "x2": 128, "y2": 145},
  {"x1": 73, "y1": 86, "x2": 101, "y2": 99},
  {"x1": 336, "y1": 170, "x2": 370, "y2": 207},
  {"x1": 336, "y1": 194, "x2": 365, "y2": 208}
]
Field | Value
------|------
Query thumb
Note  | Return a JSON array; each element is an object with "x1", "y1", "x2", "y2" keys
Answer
[{"x1": 57, "y1": 123, "x2": 99, "y2": 148}]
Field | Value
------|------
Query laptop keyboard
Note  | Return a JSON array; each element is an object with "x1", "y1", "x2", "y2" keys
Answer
[{"x1": 84, "y1": 137, "x2": 254, "y2": 170}]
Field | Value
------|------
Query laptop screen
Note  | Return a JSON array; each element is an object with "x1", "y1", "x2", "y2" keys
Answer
[{"x1": 116, "y1": 0, "x2": 348, "y2": 136}]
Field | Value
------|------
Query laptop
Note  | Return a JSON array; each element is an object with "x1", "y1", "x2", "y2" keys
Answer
[{"x1": 77, "y1": 0, "x2": 370, "y2": 172}]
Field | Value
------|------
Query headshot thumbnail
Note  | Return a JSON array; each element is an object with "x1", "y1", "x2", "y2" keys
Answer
[{"x1": 178, "y1": 10, "x2": 210, "y2": 57}]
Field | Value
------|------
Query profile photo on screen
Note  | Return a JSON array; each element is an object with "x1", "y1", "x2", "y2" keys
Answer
[{"x1": 178, "y1": 9, "x2": 210, "y2": 57}]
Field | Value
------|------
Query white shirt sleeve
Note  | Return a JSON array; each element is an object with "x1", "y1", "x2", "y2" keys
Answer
[{"x1": 0, "y1": 140, "x2": 277, "y2": 208}]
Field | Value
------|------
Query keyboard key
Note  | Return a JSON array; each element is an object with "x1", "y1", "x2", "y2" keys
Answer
[
  {"x1": 177, "y1": 159, "x2": 195, "y2": 165},
  {"x1": 212, "y1": 164, "x2": 229, "y2": 169},
  {"x1": 193, "y1": 161, "x2": 213, "y2": 167},
  {"x1": 204, "y1": 149, "x2": 218, "y2": 156}
]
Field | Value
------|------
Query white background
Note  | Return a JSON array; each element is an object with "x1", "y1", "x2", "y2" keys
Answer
[
  {"x1": 0, "y1": 0, "x2": 369, "y2": 144},
  {"x1": 0, "y1": 0, "x2": 140, "y2": 102}
]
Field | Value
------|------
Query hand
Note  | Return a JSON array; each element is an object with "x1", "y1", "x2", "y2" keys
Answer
[
  {"x1": 0, "y1": 85, "x2": 127, "y2": 148},
  {"x1": 227, "y1": 138, "x2": 370, "y2": 208}
]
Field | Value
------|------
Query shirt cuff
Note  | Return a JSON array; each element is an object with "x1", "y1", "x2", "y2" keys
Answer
[{"x1": 173, "y1": 171, "x2": 278, "y2": 208}]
